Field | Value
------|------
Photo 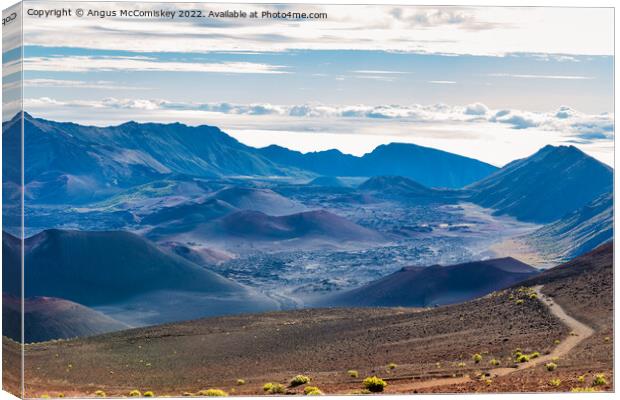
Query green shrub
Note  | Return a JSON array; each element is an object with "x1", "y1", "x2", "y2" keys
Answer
[
  {"x1": 516, "y1": 354, "x2": 529, "y2": 363},
  {"x1": 549, "y1": 378, "x2": 561, "y2": 387},
  {"x1": 58, "y1": 394, "x2": 65, "y2": 398},
  {"x1": 472, "y1": 354, "x2": 482, "y2": 363},
  {"x1": 198, "y1": 389, "x2": 228, "y2": 397},
  {"x1": 592, "y1": 373, "x2": 607, "y2": 386},
  {"x1": 457, "y1": 362, "x2": 466, "y2": 368},
  {"x1": 236, "y1": 379, "x2": 245, "y2": 386},
  {"x1": 529, "y1": 293, "x2": 538, "y2": 300},
  {"x1": 95, "y1": 391, "x2": 106, "y2": 397},
  {"x1": 489, "y1": 359, "x2": 500, "y2": 366},
  {"x1": 515, "y1": 299, "x2": 524, "y2": 305},
  {"x1": 529, "y1": 351, "x2": 540, "y2": 359},
  {"x1": 362, "y1": 376, "x2": 387, "y2": 393},
  {"x1": 483, "y1": 379, "x2": 492, "y2": 386},
  {"x1": 553, "y1": 339, "x2": 561, "y2": 345},
  {"x1": 577, "y1": 375, "x2": 585, "y2": 383},
  {"x1": 41, "y1": 395, "x2": 50, "y2": 399},
  {"x1": 571, "y1": 387, "x2": 599, "y2": 392},
  {"x1": 263, "y1": 383, "x2": 285, "y2": 394},
  {"x1": 387, "y1": 363, "x2": 397, "y2": 370},
  {"x1": 347, "y1": 370, "x2": 359, "y2": 378},
  {"x1": 304, "y1": 386, "x2": 323, "y2": 395},
  {"x1": 129, "y1": 390, "x2": 141, "y2": 397},
  {"x1": 290, "y1": 375, "x2": 311, "y2": 387},
  {"x1": 143, "y1": 391, "x2": 154, "y2": 397},
  {"x1": 545, "y1": 362, "x2": 557, "y2": 371}
]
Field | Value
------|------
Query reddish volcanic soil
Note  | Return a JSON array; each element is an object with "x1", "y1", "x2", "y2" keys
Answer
[{"x1": 4, "y1": 243, "x2": 612, "y2": 397}]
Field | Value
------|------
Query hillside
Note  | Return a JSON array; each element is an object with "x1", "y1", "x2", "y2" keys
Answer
[
  {"x1": 2, "y1": 229, "x2": 278, "y2": 325},
  {"x1": 467, "y1": 145, "x2": 613, "y2": 223},
  {"x1": 318, "y1": 257, "x2": 538, "y2": 307},
  {"x1": 525, "y1": 192, "x2": 613, "y2": 261},
  {"x1": 12, "y1": 242, "x2": 612, "y2": 396},
  {"x1": 3, "y1": 295, "x2": 129, "y2": 343},
  {"x1": 16, "y1": 114, "x2": 295, "y2": 204},
  {"x1": 259, "y1": 142, "x2": 497, "y2": 188},
  {"x1": 214, "y1": 209, "x2": 383, "y2": 242}
]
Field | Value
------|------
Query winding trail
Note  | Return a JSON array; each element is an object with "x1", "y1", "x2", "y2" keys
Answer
[{"x1": 386, "y1": 285, "x2": 595, "y2": 392}]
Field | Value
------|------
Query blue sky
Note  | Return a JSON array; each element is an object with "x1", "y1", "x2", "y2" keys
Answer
[{"x1": 3, "y1": 3, "x2": 614, "y2": 166}]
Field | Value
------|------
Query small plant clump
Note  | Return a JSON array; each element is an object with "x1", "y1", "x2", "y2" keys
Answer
[
  {"x1": 604, "y1": 336, "x2": 611, "y2": 342},
  {"x1": 592, "y1": 374, "x2": 607, "y2": 386},
  {"x1": 304, "y1": 386, "x2": 323, "y2": 396},
  {"x1": 362, "y1": 376, "x2": 387, "y2": 393},
  {"x1": 571, "y1": 387, "x2": 599, "y2": 392},
  {"x1": 143, "y1": 391, "x2": 155, "y2": 397},
  {"x1": 529, "y1": 351, "x2": 540, "y2": 359},
  {"x1": 483, "y1": 379, "x2": 492, "y2": 386},
  {"x1": 516, "y1": 354, "x2": 530, "y2": 363},
  {"x1": 198, "y1": 389, "x2": 228, "y2": 397},
  {"x1": 95, "y1": 391, "x2": 107, "y2": 398},
  {"x1": 236, "y1": 379, "x2": 245, "y2": 386},
  {"x1": 472, "y1": 354, "x2": 482, "y2": 363},
  {"x1": 290, "y1": 375, "x2": 311, "y2": 387},
  {"x1": 545, "y1": 362, "x2": 557, "y2": 371},
  {"x1": 529, "y1": 293, "x2": 538, "y2": 299},
  {"x1": 263, "y1": 383, "x2": 285, "y2": 394},
  {"x1": 129, "y1": 390, "x2": 142, "y2": 397},
  {"x1": 58, "y1": 394, "x2": 65, "y2": 398},
  {"x1": 457, "y1": 362, "x2": 466, "y2": 368},
  {"x1": 347, "y1": 370, "x2": 359, "y2": 378},
  {"x1": 553, "y1": 339, "x2": 561, "y2": 345},
  {"x1": 515, "y1": 299, "x2": 524, "y2": 305},
  {"x1": 387, "y1": 363, "x2": 397, "y2": 370},
  {"x1": 577, "y1": 375, "x2": 586, "y2": 383},
  {"x1": 41, "y1": 395, "x2": 50, "y2": 399},
  {"x1": 489, "y1": 359, "x2": 500, "y2": 366},
  {"x1": 549, "y1": 378, "x2": 561, "y2": 387}
]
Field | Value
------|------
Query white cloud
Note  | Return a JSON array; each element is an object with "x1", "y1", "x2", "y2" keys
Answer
[
  {"x1": 429, "y1": 80, "x2": 456, "y2": 84},
  {"x1": 20, "y1": 3, "x2": 613, "y2": 56},
  {"x1": 489, "y1": 73, "x2": 594, "y2": 80},
  {"x1": 352, "y1": 70, "x2": 408, "y2": 74},
  {"x1": 23, "y1": 97, "x2": 613, "y2": 144},
  {"x1": 23, "y1": 56, "x2": 290, "y2": 74},
  {"x1": 24, "y1": 78, "x2": 151, "y2": 90},
  {"x1": 464, "y1": 102, "x2": 489, "y2": 115}
]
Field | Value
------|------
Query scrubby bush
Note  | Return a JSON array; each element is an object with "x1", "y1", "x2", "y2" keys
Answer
[
  {"x1": 489, "y1": 359, "x2": 500, "y2": 366},
  {"x1": 472, "y1": 354, "x2": 482, "y2": 363},
  {"x1": 41, "y1": 395, "x2": 50, "y2": 399},
  {"x1": 198, "y1": 389, "x2": 228, "y2": 397},
  {"x1": 387, "y1": 363, "x2": 397, "y2": 370},
  {"x1": 592, "y1": 374, "x2": 607, "y2": 386},
  {"x1": 571, "y1": 387, "x2": 599, "y2": 392},
  {"x1": 304, "y1": 386, "x2": 323, "y2": 395},
  {"x1": 545, "y1": 362, "x2": 557, "y2": 371},
  {"x1": 457, "y1": 362, "x2": 466, "y2": 368},
  {"x1": 549, "y1": 378, "x2": 561, "y2": 387},
  {"x1": 577, "y1": 375, "x2": 585, "y2": 383},
  {"x1": 236, "y1": 379, "x2": 245, "y2": 386},
  {"x1": 484, "y1": 379, "x2": 492, "y2": 386},
  {"x1": 263, "y1": 383, "x2": 285, "y2": 394},
  {"x1": 508, "y1": 294, "x2": 514, "y2": 300},
  {"x1": 515, "y1": 300, "x2": 524, "y2": 305},
  {"x1": 529, "y1": 293, "x2": 538, "y2": 300},
  {"x1": 529, "y1": 352, "x2": 540, "y2": 359},
  {"x1": 143, "y1": 391, "x2": 154, "y2": 397},
  {"x1": 58, "y1": 394, "x2": 65, "y2": 398},
  {"x1": 290, "y1": 375, "x2": 311, "y2": 387},
  {"x1": 347, "y1": 370, "x2": 359, "y2": 378},
  {"x1": 516, "y1": 354, "x2": 529, "y2": 363},
  {"x1": 553, "y1": 339, "x2": 561, "y2": 345},
  {"x1": 362, "y1": 376, "x2": 387, "y2": 393},
  {"x1": 129, "y1": 390, "x2": 141, "y2": 397},
  {"x1": 604, "y1": 336, "x2": 611, "y2": 342},
  {"x1": 95, "y1": 391, "x2": 106, "y2": 397}
]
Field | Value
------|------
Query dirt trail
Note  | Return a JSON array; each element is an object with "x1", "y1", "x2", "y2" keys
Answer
[{"x1": 383, "y1": 285, "x2": 595, "y2": 393}]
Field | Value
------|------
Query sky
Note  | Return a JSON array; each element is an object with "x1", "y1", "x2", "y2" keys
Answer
[{"x1": 2, "y1": 2, "x2": 614, "y2": 167}]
